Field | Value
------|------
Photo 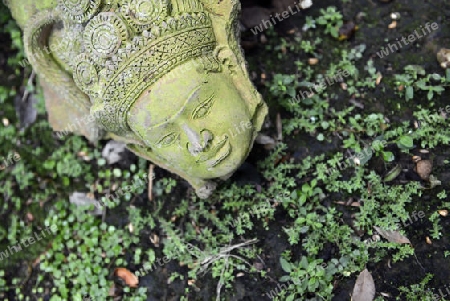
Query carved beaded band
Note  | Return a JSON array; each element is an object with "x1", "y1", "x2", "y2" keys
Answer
[
  {"x1": 91, "y1": 26, "x2": 216, "y2": 134},
  {"x1": 65, "y1": 0, "x2": 218, "y2": 134}
]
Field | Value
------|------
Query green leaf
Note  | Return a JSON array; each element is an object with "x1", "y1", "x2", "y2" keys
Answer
[
  {"x1": 43, "y1": 160, "x2": 56, "y2": 169},
  {"x1": 280, "y1": 275, "x2": 291, "y2": 282},
  {"x1": 280, "y1": 257, "x2": 292, "y2": 273},
  {"x1": 354, "y1": 147, "x2": 373, "y2": 165},
  {"x1": 371, "y1": 139, "x2": 385, "y2": 152},
  {"x1": 113, "y1": 168, "x2": 122, "y2": 177},
  {"x1": 405, "y1": 64, "x2": 426, "y2": 75},
  {"x1": 382, "y1": 151, "x2": 395, "y2": 162},
  {"x1": 317, "y1": 133, "x2": 325, "y2": 141},
  {"x1": 384, "y1": 164, "x2": 402, "y2": 181},
  {"x1": 300, "y1": 256, "x2": 309, "y2": 269},
  {"x1": 330, "y1": 27, "x2": 338, "y2": 38},
  {"x1": 405, "y1": 86, "x2": 414, "y2": 100},
  {"x1": 397, "y1": 135, "x2": 413, "y2": 149},
  {"x1": 433, "y1": 86, "x2": 445, "y2": 93}
]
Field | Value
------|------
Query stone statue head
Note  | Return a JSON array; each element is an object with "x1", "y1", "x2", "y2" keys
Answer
[{"x1": 17, "y1": 0, "x2": 268, "y2": 198}]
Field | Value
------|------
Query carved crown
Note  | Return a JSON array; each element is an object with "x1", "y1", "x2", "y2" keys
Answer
[{"x1": 62, "y1": 0, "x2": 217, "y2": 135}]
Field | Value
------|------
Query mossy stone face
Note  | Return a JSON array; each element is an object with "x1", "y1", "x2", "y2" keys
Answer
[
  {"x1": 128, "y1": 59, "x2": 255, "y2": 179},
  {"x1": 6, "y1": 0, "x2": 268, "y2": 198}
]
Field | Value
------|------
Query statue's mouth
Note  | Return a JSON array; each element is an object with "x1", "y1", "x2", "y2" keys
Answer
[{"x1": 196, "y1": 135, "x2": 231, "y2": 167}]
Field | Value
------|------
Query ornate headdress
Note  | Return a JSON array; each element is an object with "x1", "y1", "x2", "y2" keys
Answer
[{"x1": 63, "y1": 0, "x2": 217, "y2": 135}]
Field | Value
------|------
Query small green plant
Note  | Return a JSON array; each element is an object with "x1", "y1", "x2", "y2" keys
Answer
[
  {"x1": 396, "y1": 274, "x2": 438, "y2": 301},
  {"x1": 300, "y1": 40, "x2": 315, "y2": 54},
  {"x1": 302, "y1": 16, "x2": 316, "y2": 31},
  {"x1": 268, "y1": 73, "x2": 298, "y2": 99},
  {"x1": 316, "y1": 7, "x2": 344, "y2": 38},
  {"x1": 394, "y1": 65, "x2": 450, "y2": 101},
  {"x1": 277, "y1": 256, "x2": 335, "y2": 300}
]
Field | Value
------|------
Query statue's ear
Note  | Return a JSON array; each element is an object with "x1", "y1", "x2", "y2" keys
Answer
[
  {"x1": 215, "y1": 45, "x2": 268, "y2": 132},
  {"x1": 214, "y1": 46, "x2": 239, "y2": 74},
  {"x1": 200, "y1": 0, "x2": 242, "y2": 66},
  {"x1": 200, "y1": 0, "x2": 268, "y2": 137}
]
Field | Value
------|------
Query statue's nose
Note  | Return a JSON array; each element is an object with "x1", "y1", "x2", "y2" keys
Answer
[{"x1": 182, "y1": 124, "x2": 212, "y2": 155}]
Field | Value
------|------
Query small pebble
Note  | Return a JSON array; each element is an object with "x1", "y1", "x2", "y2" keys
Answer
[
  {"x1": 308, "y1": 58, "x2": 319, "y2": 65},
  {"x1": 390, "y1": 12, "x2": 400, "y2": 20},
  {"x1": 438, "y1": 210, "x2": 448, "y2": 217}
]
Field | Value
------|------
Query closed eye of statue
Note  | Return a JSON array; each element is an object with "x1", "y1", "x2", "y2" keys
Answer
[
  {"x1": 192, "y1": 94, "x2": 215, "y2": 119},
  {"x1": 157, "y1": 132, "x2": 179, "y2": 147}
]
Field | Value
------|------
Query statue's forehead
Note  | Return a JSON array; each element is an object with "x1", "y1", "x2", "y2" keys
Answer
[{"x1": 130, "y1": 84, "x2": 202, "y2": 129}]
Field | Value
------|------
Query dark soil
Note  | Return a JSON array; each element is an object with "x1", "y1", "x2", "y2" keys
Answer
[{"x1": 1, "y1": 0, "x2": 450, "y2": 300}]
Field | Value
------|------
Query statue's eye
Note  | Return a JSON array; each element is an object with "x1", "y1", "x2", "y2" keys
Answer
[
  {"x1": 157, "y1": 133, "x2": 179, "y2": 147},
  {"x1": 192, "y1": 95, "x2": 215, "y2": 119}
]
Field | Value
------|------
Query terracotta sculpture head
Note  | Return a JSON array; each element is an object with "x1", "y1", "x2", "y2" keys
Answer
[
  {"x1": 128, "y1": 58, "x2": 256, "y2": 179},
  {"x1": 11, "y1": 0, "x2": 268, "y2": 198}
]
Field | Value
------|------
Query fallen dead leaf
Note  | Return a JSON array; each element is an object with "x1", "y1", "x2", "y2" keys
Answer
[
  {"x1": 150, "y1": 233, "x2": 160, "y2": 247},
  {"x1": 14, "y1": 82, "x2": 38, "y2": 129},
  {"x1": 428, "y1": 175, "x2": 442, "y2": 189},
  {"x1": 376, "y1": 73, "x2": 382, "y2": 85},
  {"x1": 102, "y1": 140, "x2": 127, "y2": 164},
  {"x1": 276, "y1": 113, "x2": 283, "y2": 141},
  {"x1": 349, "y1": 98, "x2": 364, "y2": 109},
  {"x1": 335, "y1": 196, "x2": 362, "y2": 207},
  {"x1": 352, "y1": 268, "x2": 376, "y2": 301},
  {"x1": 388, "y1": 20, "x2": 397, "y2": 29},
  {"x1": 373, "y1": 226, "x2": 411, "y2": 244},
  {"x1": 114, "y1": 268, "x2": 139, "y2": 288},
  {"x1": 338, "y1": 21, "x2": 358, "y2": 40},
  {"x1": 255, "y1": 133, "x2": 277, "y2": 150},
  {"x1": 69, "y1": 192, "x2": 103, "y2": 216}
]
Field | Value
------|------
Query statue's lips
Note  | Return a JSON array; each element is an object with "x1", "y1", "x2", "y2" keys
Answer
[{"x1": 196, "y1": 136, "x2": 231, "y2": 168}]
